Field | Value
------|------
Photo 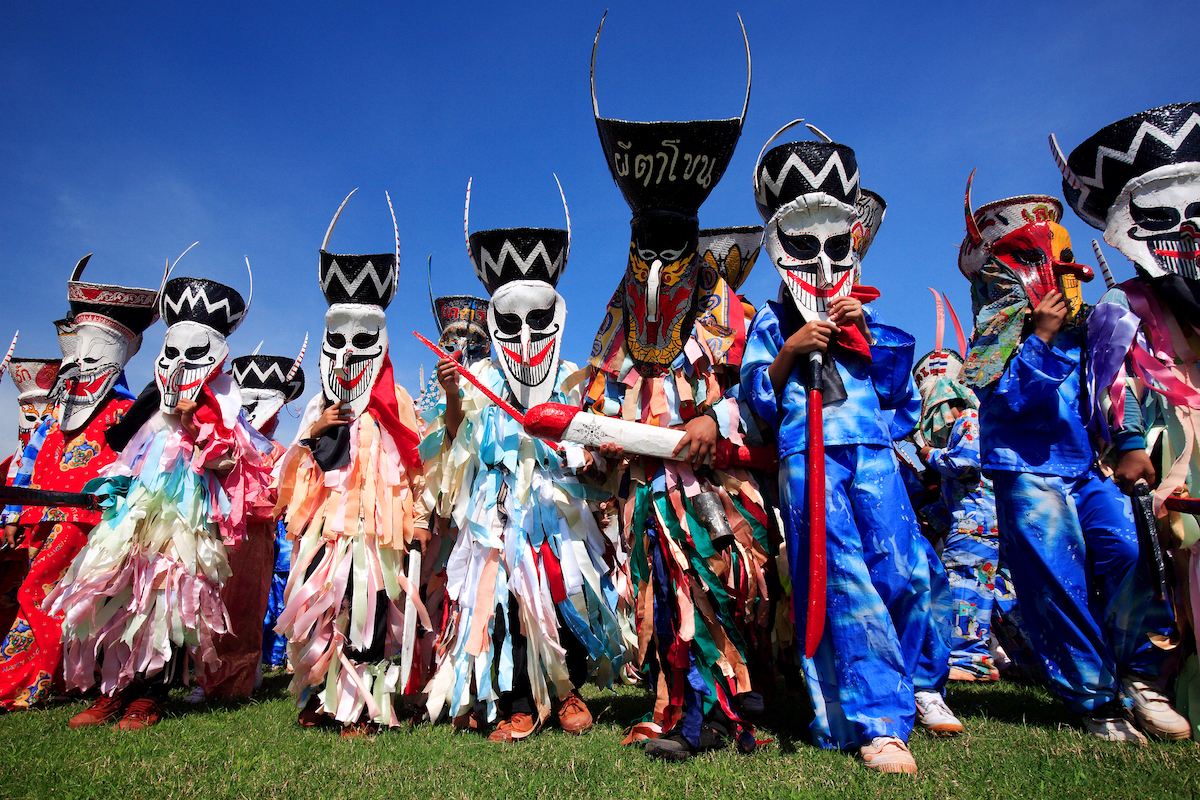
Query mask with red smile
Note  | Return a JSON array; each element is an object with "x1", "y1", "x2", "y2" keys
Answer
[{"x1": 154, "y1": 273, "x2": 248, "y2": 414}]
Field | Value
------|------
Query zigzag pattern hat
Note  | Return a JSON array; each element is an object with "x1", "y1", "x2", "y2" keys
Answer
[
  {"x1": 318, "y1": 188, "x2": 400, "y2": 309},
  {"x1": 464, "y1": 177, "x2": 571, "y2": 296}
]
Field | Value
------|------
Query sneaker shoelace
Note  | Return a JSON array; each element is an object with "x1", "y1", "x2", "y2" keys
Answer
[
  {"x1": 124, "y1": 698, "x2": 158, "y2": 722},
  {"x1": 918, "y1": 693, "x2": 953, "y2": 717}
]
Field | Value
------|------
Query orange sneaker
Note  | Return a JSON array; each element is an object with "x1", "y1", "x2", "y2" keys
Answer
[
  {"x1": 860, "y1": 736, "x2": 917, "y2": 775},
  {"x1": 554, "y1": 691, "x2": 593, "y2": 735},
  {"x1": 487, "y1": 712, "x2": 537, "y2": 742},
  {"x1": 68, "y1": 693, "x2": 128, "y2": 729},
  {"x1": 115, "y1": 698, "x2": 161, "y2": 731}
]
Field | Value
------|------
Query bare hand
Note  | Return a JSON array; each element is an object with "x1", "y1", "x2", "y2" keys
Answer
[
  {"x1": 1114, "y1": 448, "x2": 1156, "y2": 495},
  {"x1": 411, "y1": 526, "x2": 432, "y2": 556},
  {"x1": 784, "y1": 320, "x2": 838, "y2": 357},
  {"x1": 437, "y1": 355, "x2": 461, "y2": 392},
  {"x1": 672, "y1": 414, "x2": 719, "y2": 466},
  {"x1": 828, "y1": 296, "x2": 868, "y2": 338},
  {"x1": 3, "y1": 525, "x2": 19, "y2": 549},
  {"x1": 1031, "y1": 290, "x2": 1068, "y2": 344},
  {"x1": 919, "y1": 445, "x2": 933, "y2": 463},
  {"x1": 311, "y1": 400, "x2": 351, "y2": 437},
  {"x1": 176, "y1": 398, "x2": 200, "y2": 438},
  {"x1": 598, "y1": 441, "x2": 625, "y2": 461}
]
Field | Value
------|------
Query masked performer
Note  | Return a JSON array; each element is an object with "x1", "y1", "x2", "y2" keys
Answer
[
  {"x1": 0, "y1": 347, "x2": 49, "y2": 639},
  {"x1": 47, "y1": 255, "x2": 270, "y2": 730},
  {"x1": 272, "y1": 191, "x2": 426, "y2": 734},
  {"x1": 959, "y1": 167, "x2": 1184, "y2": 743},
  {"x1": 582, "y1": 15, "x2": 776, "y2": 762},
  {"x1": 0, "y1": 258, "x2": 155, "y2": 711},
  {"x1": 912, "y1": 295, "x2": 1016, "y2": 683},
  {"x1": 420, "y1": 178, "x2": 622, "y2": 742},
  {"x1": 190, "y1": 340, "x2": 307, "y2": 697},
  {"x1": 1056, "y1": 103, "x2": 1199, "y2": 740},
  {"x1": 741, "y1": 130, "x2": 959, "y2": 775}
]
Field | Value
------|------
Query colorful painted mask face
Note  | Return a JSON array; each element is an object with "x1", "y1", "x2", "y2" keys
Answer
[
  {"x1": 58, "y1": 323, "x2": 132, "y2": 430},
  {"x1": 10, "y1": 358, "x2": 60, "y2": 446},
  {"x1": 487, "y1": 280, "x2": 564, "y2": 409},
  {"x1": 320, "y1": 304, "x2": 387, "y2": 417},
  {"x1": 623, "y1": 212, "x2": 699, "y2": 368},
  {"x1": 764, "y1": 195, "x2": 859, "y2": 319},
  {"x1": 1106, "y1": 168, "x2": 1200, "y2": 280},
  {"x1": 155, "y1": 321, "x2": 229, "y2": 411},
  {"x1": 433, "y1": 296, "x2": 490, "y2": 364},
  {"x1": 990, "y1": 220, "x2": 1092, "y2": 309}
]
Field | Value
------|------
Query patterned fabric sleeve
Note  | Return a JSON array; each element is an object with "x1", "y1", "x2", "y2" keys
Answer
[
  {"x1": 926, "y1": 410, "x2": 982, "y2": 480},
  {"x1": 1, "y1": 414, "x2": 54, "y2": 524},
  {"x1": 982, "y1": 335, "x2": 1077, "y2": 421}
]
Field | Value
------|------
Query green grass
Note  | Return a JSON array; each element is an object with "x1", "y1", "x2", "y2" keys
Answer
[{"x1": 0, "y1": 674, "x2": 1196, "y2": 800}]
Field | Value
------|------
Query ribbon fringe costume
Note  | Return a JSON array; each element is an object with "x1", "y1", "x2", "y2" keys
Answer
[{"x1": 420, "y1": 359, "x2": 623, "y2": 723}]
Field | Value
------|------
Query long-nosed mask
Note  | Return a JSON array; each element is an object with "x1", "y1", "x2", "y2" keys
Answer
[
  {"x1": 764, "y1": 194, "x2": 858, "y2": 319},
  {"x1": 155, "y1": 272, "x2": 248, "y2": 413},
  {"x1": 487, "y1": 280, "x2": 564, "y2": 409},
  {"x1": 320, "y1": 304, "x2": 387, "y2": 417}
]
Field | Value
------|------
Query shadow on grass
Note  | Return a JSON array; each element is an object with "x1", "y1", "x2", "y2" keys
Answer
[{"x1": 946, "y1": 681, "x2": 1073, "y2": 729}]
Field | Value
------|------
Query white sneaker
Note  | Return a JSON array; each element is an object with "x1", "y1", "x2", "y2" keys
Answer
[
  {"x1": 859, "y1": 736, "x2": 917, "y2": 774},
  {"x1": 183, "y1": 685, "x2": 206, "y2": 705},
  {"x1": 1121, "y1": 673, "x2": 1193, "y2": 740},
  {"x1": 1084, "y1": 706, "x2": 1148, "y2": 745},
  {"x1": 915, "y1": 690, "x2": 963, "y2": 736}
]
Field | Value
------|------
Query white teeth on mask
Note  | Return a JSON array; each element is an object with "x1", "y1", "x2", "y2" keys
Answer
[
  {"x1": 326, "y1": 358, "x2": 374, "y2": 405},
  {"x1": 500, "y1": 340, "x2": 556, "y2": 388}
]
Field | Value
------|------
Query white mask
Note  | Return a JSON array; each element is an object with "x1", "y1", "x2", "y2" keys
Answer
[
  {"x1": 487, "y1": 280, "x2": 564, "y2": 409},
  {"x1": 764, "y1": 193, "x2": 859, "y2": 320},
  {"x1": 1106, "y1": 165, "x2": 1200, "y2": 279},
  {"x1": 320, "y1": 303, "x2": 387, "y2": 417},
  {"x1": 155, "y1": 321, "x2": 229, "y2": 412},
  {"x1": 240, "y1": 387, "x2": 286, "y2": 430},
  {"x1": 58, "y1": 322, "x2": 132, "y2": 431}
]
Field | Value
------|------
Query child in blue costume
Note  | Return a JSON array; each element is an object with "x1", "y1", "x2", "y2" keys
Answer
[
  {"x1": 742, "y1": 132, "x2": 956, "y2": 775},
  {"x1": 960, "y1": 182, "x2": 1179, "y2": 743}
]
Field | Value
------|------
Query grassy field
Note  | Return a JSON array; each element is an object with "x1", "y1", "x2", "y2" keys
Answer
[{"x1": 0, "y1": 674, "x2": 1196, "y2": 800}]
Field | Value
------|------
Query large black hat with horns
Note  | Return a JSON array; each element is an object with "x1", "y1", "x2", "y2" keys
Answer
[
  {"x1": 318, "y1": 188, "x2": 400, "y2": 309},
  {"x1": 464, "y1": 177, "x2": 572, "y2": 296},
  {"x1": 754, "y1": 134, "x2": 861, "y2": 222},
  {"x1": 66, "y1": 254, "x2": 161, "y2": 340}
]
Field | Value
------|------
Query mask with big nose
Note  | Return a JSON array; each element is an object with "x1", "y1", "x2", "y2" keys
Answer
[
  {"x1": 320, "y1": 304, "x2": 387, "y2": 417},
  {"x1": 623, "y1": 211, "x2": 699, "y2": 370},
  {"x1": 764, "y1": 195, "x2": 858, "y2": 319},
  {"x1": 156, "y1": 321, "x2": 227, "y2": 411},
  {"x1": 487, "y1": 280, "x2": 564, "y2": 409}
]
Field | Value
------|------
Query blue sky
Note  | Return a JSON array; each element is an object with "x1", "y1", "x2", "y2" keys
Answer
[{"x1": 1, "y1": 1, "x2": 1196, "y2": 450}]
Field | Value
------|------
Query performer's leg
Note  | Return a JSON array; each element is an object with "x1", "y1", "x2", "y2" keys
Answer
[
  {"x1": 943, "y1": 523, "x2": 1001, "y2": 679},
  {"x1": 992, "y1": 471, "x2": 1119, "y2": 713},
  {"x1": 784, "y1": 446, "x2": 914, "y2": 750}
]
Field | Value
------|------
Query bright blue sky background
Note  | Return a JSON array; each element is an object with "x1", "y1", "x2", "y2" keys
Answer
[{"x1": 1, "y1": 1, "x2": 1196, "y2": 450}]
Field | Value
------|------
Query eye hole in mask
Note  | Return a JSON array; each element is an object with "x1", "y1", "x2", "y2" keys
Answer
[
  {"x1": 824, "y1": 233, "x2": 852, "y2": 263},
  {"x1": 351, "y1": 331, "x2": 379, "y2": 348},
  {"x1": 1009, "y1": 248, "x2": 1046, "y2": 267},
  {"x1": 184, "y1": 344, "x2": 210, "y2": 360},
  {"x1": 527, "y1": 305, "x2": 556, "y2": 330},
  {"x1": 165, "y1": 346, "x2": 180, "y2": 359},
  {"x1": 495, "y1": 312, "x2": 523, "y2": 336},
  {"x1": 326, "y1": 331, "x2": 346, "y2": 348},
  {"x1": 1131, "y1": 201, "x2": 1182, "y2": 232}
]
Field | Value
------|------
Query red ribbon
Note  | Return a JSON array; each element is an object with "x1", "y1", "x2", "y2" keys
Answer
[{"x1": 364, "y1": 353, "x2": 422, "y2": 470}]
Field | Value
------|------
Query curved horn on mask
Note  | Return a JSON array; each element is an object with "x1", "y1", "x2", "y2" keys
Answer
[
  {"x1": 385, "y1": 190, "x2": 400, "y2": 304},
  {"x1": 251, "y1": 340, "x2": 262, "y2": 356},
  {"x1": 554, "y1": 173, "x2": 572, "y2": 262},
  {"x1": 944, "y1": 293, "x2": 967, "y2": 357},
  {"x1": 1093, "y1": 239, "x2": 1117, "y2": 289},
  {"x1": 737, "y1": 12, "x2": 751, "y2": 127},
  {"x1": 427, "y1": 255, "x2": 437, "y2": 324},
  {"x1": 464, "y1": 177, "x2": 474, "y2": 271},
  {"x1": 161, "y1": 241, "x2": 200, "y2": 316},
  {"x1": 590, "y1": 10, "x2": 607, "y2": 119},
  {"x1": 1049, "y1": 133, "x2": 1083, "y2": 191},
  {"x1": 241, "y1": 255, "x2": 254, "y2": 329},
  {"x1": 805, "y1": 123, "x2": 833, "y2": 143},
  {"x1": 963, "y1": 169, "x2": 983, "y2": 247},
  {"x1": 286, "y1": 331, "x2": 308, "y2": 382},
  {"x1": 928, "y1": 287, "x2": 945, "y2": 354},
  {"x1": 0, "y1": 331, "x2": 17, "y2": 381},
  {"x1": 753, "y1": 118, "x2": 805, "y2": 198},
  {"x1": 321, "y1": 188, "x2": 358, "y2": 252},
  {"x1": 70, "y1": 253, "x2": 93, "y2": 283}
]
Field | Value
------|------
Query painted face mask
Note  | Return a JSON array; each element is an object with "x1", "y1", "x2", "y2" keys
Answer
[
  {"x1": 231, "y1": 337, "x2": 306, "y2": 432},
  {"x1": 1053, "y1": 103, "x2": 1200, "y2": 281},
  {"x1": 466, "y1": 177, "x2": 571, "y2": 409},
  {"x1": 155, "y1": 273, "x2": 248, "y2": 413},
  {"x1": 487, "y1": 281, "x2": 565, "y2": 409},
  {"x1": 317, "y1": 189, "x2": 399, "y2": 418},
  {"x1": 8, "y1": 356, "x2": 58, "y2": 447},
  {"x1": 755, "y1": 135, "x2": 862, "y2": 322},
  {"x1": 433, "y1": 295, "x2": 490, "y2": 364},
  {"x1": 960, "y1": 172, "x2": 1093, "y2": 311},
  {"x1": 591, "y1": 11, "x2": 749, "y2": 374},
  {"x1": 58, "y1": 253, "x2": 160, "y2": 431}
]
